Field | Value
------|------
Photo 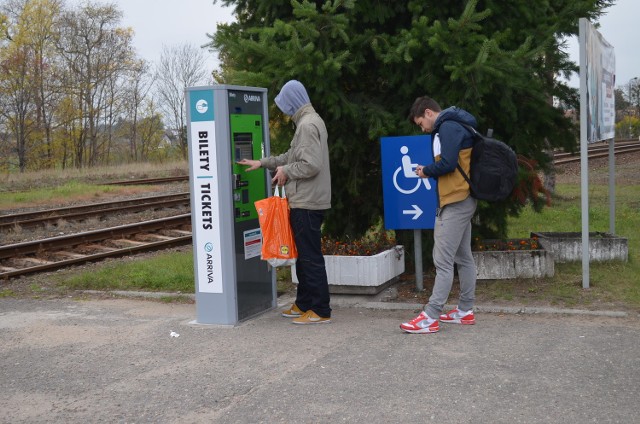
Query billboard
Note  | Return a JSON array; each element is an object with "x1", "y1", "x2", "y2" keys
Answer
[{"x1": 581, "y1": 19, "x2": 616, "y2": 142}]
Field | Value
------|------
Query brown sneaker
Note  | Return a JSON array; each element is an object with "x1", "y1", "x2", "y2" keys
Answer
[
  {"x1": 281, "y1": 303, "x2": 305, "y2": 318},
  {"x1": 292, "y1": 310, "x2": 331, "y2": 325}
]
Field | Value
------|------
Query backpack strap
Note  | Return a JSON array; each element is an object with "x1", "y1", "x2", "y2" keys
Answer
[
  {"x1": 435, "y1": 118, "x2": 478, "y2": 186},
  {"x1": 456, "y1": 163, "x2": 472, "y2": 186}
]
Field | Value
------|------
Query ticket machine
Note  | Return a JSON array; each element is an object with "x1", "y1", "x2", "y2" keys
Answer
[{"x1": 186, "y1": 85, "x2": 274, "y2": 325}]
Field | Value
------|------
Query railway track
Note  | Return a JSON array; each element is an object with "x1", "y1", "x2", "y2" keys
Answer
[
  {"x1": 0, "y1": 214, "x2": 192, "y2": 279},
  {"x1": 553, "y1": 140, "x2": 640, "y2": 165},
  {"x1": 104, "y1": 175, "x2": 189, "y2": 185},
  {"x1": 2, "y1": 140, "x2": 638, "y2": 280},
  {"x1": 0, "y1": 192, "x2": 190, "y2": 232}
]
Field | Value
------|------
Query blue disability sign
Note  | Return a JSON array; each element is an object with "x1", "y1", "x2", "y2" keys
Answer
[{"x1": 381, "y1": 135, "x2": 437, "y2": 229}]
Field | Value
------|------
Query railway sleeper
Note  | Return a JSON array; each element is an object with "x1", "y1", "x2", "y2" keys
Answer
[
  {"x1": 52, "y1": 251, "x2": 87, "y2": 259},
  {"x1": 167, "y1": 229, "x2": 192, "y2": 237},
  {"x1": 82, "y1": 244, "x2": 118, "y2": 252},
  {"x1": 0, "y1": 265, "x2": 18, "y2": 272},
  {"x1": 112, "y1": 239, "x2": 147, "y2": 248},
  {"x1": 12, "y1": 257, "x2": 54, "y2": 267},
  {"x1": 138, "y1": 234, "x2": 175, "y2": 242}
]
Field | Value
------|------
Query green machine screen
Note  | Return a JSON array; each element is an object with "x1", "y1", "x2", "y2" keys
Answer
[{"x1": 231, "y1": 113, "x2": 266, "y2": 222}]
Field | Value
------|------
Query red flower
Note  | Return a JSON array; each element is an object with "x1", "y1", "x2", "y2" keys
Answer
[{"x1": 322, "y1": 232, "x2": 397, "y2": 256}]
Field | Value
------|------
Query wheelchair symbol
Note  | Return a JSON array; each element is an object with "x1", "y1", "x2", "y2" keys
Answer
[{"x1": 393, "y1": 146, "x2": 432, "y2": 194}]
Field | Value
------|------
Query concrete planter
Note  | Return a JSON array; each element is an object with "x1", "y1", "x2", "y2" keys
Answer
[
  {"x1": 473, "y1": 246, "x2": 554, "y2": 280},
  {"x1": 292, "y1": 246, "x2": 405, "y2": 294},
  {"x1": 531, "y1": 232, "x2": 628, "y2": 263}
]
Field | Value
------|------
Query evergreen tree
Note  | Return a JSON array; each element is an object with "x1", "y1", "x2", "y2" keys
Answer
[{"x1": 209, "y1": 0, "x2": 613, "y2": 238}]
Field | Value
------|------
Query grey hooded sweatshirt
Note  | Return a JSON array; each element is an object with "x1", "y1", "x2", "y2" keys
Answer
[{"x1": 260, "y1": 80, "x2": 331, "y2": 210}]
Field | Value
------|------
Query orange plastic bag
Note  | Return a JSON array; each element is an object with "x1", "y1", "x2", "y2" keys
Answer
[{"x1": 254, "y1": 186, "x2": 298, "y2": 267}]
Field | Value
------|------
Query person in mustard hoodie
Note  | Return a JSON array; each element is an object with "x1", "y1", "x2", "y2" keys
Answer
[
  {"x1": 238, "y1": 80, "x2": 332, "y2": 324},
  {"x1": 400, "y1": 96, "x2": 478, "y2": 334}
]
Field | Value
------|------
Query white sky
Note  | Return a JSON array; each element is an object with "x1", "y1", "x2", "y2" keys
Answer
[
  {"x1": 565, "y1": 0, "x2": 639, "y2": 88},
  {"x1": 67, "y1": 0, "x2": 235, "y2": 72},
  {"x1": 68, "y1": 0, "x2": 637, "y2": 88}
]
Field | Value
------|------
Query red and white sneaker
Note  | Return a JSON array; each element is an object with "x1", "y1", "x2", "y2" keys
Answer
[
  {"x1": 400, "y1": 311, "x2": 439, "y2": 334},
  {"x1": 439, "y1": 308, "x2": 475, "y2": 325}
]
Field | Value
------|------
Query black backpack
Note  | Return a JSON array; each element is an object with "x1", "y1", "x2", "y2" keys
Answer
[{"x1": 442, "y1": 120, "x2": 518, "y2": 202}]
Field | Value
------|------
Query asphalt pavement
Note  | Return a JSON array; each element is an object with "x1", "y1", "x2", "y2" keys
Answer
[{"x1": 1, "y1": 295, "x2": 639, "y2": 423}]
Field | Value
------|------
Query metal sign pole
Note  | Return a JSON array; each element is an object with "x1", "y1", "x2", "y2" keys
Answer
[
  {"x1": 579, "y1": 18, "x2": 590, "y2": 289},
  {"x1": 609, "y1": 138, "x2": 616, "y2": 234},
  {"x1": 414, "y1": 229, "x2": 423, "y2": 291}
]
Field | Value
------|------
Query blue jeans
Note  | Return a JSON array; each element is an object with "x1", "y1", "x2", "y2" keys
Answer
[{"x1": 290, "y1": 208, "x2": 331, "y2": 318}]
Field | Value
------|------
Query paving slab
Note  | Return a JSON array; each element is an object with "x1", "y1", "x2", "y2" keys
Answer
[{"x1": 1, "y1": 297, "x2": 638, "y2": 423}]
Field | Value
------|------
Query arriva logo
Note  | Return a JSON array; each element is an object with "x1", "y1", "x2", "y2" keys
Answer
[
  {"x1": 196, "y1": 99, "x2": 208, "y2": 114},
  {"x1": 244, "y1": 94, "x2": 261, "y2": 103}
]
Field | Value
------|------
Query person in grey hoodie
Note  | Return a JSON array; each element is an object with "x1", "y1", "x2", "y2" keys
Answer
[{"x1": 238, "y1": 80, "x2": 332, "y2": 324}]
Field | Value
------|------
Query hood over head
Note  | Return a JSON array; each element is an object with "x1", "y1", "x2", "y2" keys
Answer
[{"x1": 275, "y1": 80, "x2": 310, "y2": 116}]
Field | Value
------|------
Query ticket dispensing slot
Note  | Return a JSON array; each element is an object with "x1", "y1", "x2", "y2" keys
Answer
[
  {"x1": 233, "y1": 133, "x2": 252, "y2": 190},
  {"x1": 234, "y1": 133, "x2": 253, "y2": 161}
]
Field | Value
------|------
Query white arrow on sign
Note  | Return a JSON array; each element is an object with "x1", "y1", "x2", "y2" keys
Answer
[{"x1": 402, "y1": 204, "x2": 423, "y2": 220}]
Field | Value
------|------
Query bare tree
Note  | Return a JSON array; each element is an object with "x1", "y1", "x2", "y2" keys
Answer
[
  {"x1": 136, "y1": 101, "x2": 165, "y2": 161},
  {"x1": 121, "y1": 58, "x2": 155, "y2": 161},
  {"x1": 155, "y1": 43, "x2": 209, "y2": 159},
  {"x1": 0, "y1": 41, "x2": 35, "y2": 172},
  {"x1": 24, "y1": 0, "x2": 63, "y2": 168},
  {"x1": 0, "y1": 0, "x2": 62, "y2": 172},
  {"x1": 54, "y1": 1, "x2": 135, "y2": 167}
]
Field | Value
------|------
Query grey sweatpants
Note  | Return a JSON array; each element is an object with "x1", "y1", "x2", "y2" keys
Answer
[{"x1": 425, "y1": 196, "x2": 477, "y2": 319}]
